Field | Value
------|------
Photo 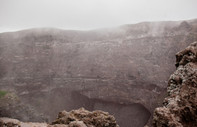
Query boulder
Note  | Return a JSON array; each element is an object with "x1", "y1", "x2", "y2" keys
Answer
[{"x1": 52, "y1": 108, "x2": 119, "y2": 127}]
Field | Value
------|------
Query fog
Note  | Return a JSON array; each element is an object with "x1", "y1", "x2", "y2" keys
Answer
[{"x1": 0, "y1": 0, "x2": 197, "y2": 32}]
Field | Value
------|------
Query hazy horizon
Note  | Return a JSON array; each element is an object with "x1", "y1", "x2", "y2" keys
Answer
[{"x1": 0, "y1": 0, "x2": 197, "y2": 33}]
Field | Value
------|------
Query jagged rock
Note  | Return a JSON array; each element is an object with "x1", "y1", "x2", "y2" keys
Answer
[
  {"x1": 0, "y1": 108, "x2": 118, "y2": 127},
  {"x1": 52, "y1": 108, "x2": 119, "y2": 127},
  {"x1": 175, "y1": 41, "x2": 197, "y2": 67},
  {"x1": 153, "y1": 42, "x2": 197, "y2": 127}
]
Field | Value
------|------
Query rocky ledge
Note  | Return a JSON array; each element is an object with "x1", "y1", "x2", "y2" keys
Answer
[
  {"x1": 153, "y1": 42, "x2": 197, "y2": 127},
  {"x1": 0, "y1": 108, "x2": 119, "y2": 127}
]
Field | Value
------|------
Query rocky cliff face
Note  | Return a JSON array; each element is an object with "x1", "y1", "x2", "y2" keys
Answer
[
  {"x1": 153, "y1": 42, "x2": 197, "y2": 127},
  {"x1": 0, "y1": 19, "x2": 197, "y2": 127}
]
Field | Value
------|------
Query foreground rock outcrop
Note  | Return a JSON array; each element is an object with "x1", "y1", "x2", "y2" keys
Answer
[
  {"x1": 52, "y1": 108, "x2": 119, "y2": 127},
  {"x1": 0, "y1": 108, "x2": 119, "y2": 127},
  {"x1": 153, "y1": 42, "x2": 197, "y2": 127}
]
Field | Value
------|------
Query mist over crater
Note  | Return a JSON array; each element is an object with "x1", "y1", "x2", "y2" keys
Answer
[{"x1": 0, "y1": 19, "x2": 197, "y2": 127}]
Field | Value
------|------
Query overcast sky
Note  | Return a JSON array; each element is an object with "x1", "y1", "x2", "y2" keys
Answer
[{"x1": 0, "y1": 0, "x2": 197, "y2": 32}]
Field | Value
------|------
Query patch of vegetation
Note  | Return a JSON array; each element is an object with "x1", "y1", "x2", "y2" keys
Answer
[{"x1": 0, "y1": 90, "x2": 7, "y2": 98}]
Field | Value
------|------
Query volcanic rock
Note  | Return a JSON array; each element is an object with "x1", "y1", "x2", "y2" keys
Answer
[
  {"x1": 153, "y1": 42, "x2": 197, "y2": 127},
  {"x1": 0, "y1": 108, "x2": 119, "y2": 127},
  {"x1": 51, "y1": 108, "x2": 118, "y2": 127}
]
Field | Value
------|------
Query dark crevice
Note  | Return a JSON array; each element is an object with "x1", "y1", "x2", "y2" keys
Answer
[{"x1": 71, "y1": 91, "x2": 151, "y2": 127}]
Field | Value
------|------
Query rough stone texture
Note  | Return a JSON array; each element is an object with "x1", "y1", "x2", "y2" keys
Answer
[
  {"x1": 52, "y1": 108, "x2": 118, "y2": 127},
  {"x1": 153, "y1": 42, "x2": 197, "y2": 127},
  {"x1": 0, "y1": 108, "x2": 119, "y2": 127},
  {"x1": 0, "y1": 19, "x2": 197, "y2": 127},
  {"x1": 0, "y1": 117, "x2": 21, "y2": 127}
]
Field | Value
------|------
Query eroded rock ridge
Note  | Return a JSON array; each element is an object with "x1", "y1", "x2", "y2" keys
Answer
[{"x1": 153, "y1": 42, "x2": 197, "y2": 127}]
